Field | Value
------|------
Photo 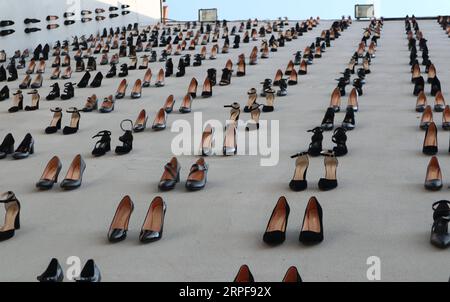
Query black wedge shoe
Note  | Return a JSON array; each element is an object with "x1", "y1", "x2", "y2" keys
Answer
[
  {"x1": 75, "y1": 260, "x2": 101, "y2": 282},
  {"x1": 299, "y1": 197, "x2": 324, "y2": 244},
  {"x1": 37, "y1": 259, "x2": 64, "y2": 282},
  {"x1": 318, "y1": 152, "x2": 339, "y2": 191},
  {"x1": 430, "y1": 200, "x2": 450, "y2": 249},
  {"x1": 90, "y1": 72, "x2": 103, "y2": 88},
  {"x1": 63, "y1": 108, "x2": 81, "y2": 135},
  {"x1": 289, "y1": 152, "x2": 309, "y2": 192},
  {"x1": 139, "y1": 197, "x2": 167, "y2": 244},
  {"x1": 263, "y1": 196, "x2": 290, "y2": 246},
  {"x1": 115, "y1": 120, "x2": 133, "y2": 155},
  {"x1": 308, "y1": 127, "x2": 323, "y2": 157},
  {"x1": 46, "y1": 83, "x2": 60, "y2": 100},
  {"x1": 92, "y1": 130, "x2": 112, "y2": 157},
  {"x1": 342, "y1": 107, "x2": 356, "y2": 131},
  {"x1": 321, "y1": 107, "x2": 335, "y2": 131},
  {"x1": 0, "y1": 192, "x2": 21, "y2": 242},
  {"x1": 332, "y1": 127, "x2": 348, "y2": 156},
  {"x1": 12, "y1": 133, "x2": 34, "y2": 159},
  {"x1": 108, "y1": 196, "x2": 134, "y2": 243},
  {"x1": 77, "y1": 72, "x2": 91, "y2": 88},
  {"x1": 61, "y1": 83, "x2": 75, "y2": 100},
  {"x1": 0, "y1": 133, "x2": 14, "y2": 159}
]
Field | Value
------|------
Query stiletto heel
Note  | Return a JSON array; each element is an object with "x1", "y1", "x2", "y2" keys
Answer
[
  {"x1": 0, "y1": 192, "x2": 21, "y2": 242},
  {"x1": 201, "y1": 77, "x2": 213, "y2": 98},
  {"x1": 434, "y1": 91, "x2": 446, "y2": 112},
  {"x1": 142, "y1": 68, "x2": 152, "y2": 87},
  {"x1": 201, "y1": 125, "x2": 214, "y2": 156},
  {"x1": 289, "y1": 152, "x2": 309, "y2": 192},
  {"x1": 0, "y1": 133, "x2": 15, "y2": 159},
  {"x1": 60, "y1": 154, "x2": 86, "y2": 190},
  {"x1": 92, "y1": 130, "x2": 112, "y2": 157},
  {"x1": 330, "y1": 87, "x2": 341, "y2": 112},
  {"x1": 188, "y1": 77, "x2": 198, "y2": 99},
  {"x1": 307, "y1": 127, "x2": 323, "y2": 156},
  {"x1": 63, "y1": 108, "x2": 81, "y2": 135},
  {"x1": 139, "y1": 197, "x2": 167, "y2": 244},
  {"x1": 131, "y1": 79, "x2": 142, "y2": 99},
  {"x1": 36, "y1": 156, "x2": 62, "y2": 190},
  {"x1": 262, "y1": 88, "x2": 275, "y2": 112},
  {"x1": 263, "y1": 196, "x2": 290, "y2": 245},
  {"x1": 425, "y1": 156, "x2": 443, "y2": 191},
  {"x1": 442, "y1": 106, "x2": 450, "y2": 130},
  {"x1": 299, "y1": 197, "x2": 324, "y2": 244},
  {"x1": 75, "y1": 260, "x2": 101, "y2": 282},
  {"x1": 318, "y1": 151, "x2": 338, "y2": 191},
  {"x1": 115, "y1": 120, "x2": 133, "y2": 155},
  {"x1": 108, "y1": 196, "x2": 134, "y2": 243},
  {"x1": 19, "y1": 75, "x2": 31, "y2": 89},
  {"x1": 423, "y1": 122, "x2": 438, "y2": 155}
]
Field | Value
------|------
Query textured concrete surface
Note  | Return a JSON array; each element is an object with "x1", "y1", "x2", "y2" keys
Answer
[{"x1": 0, "y1": 19, "x2": 449, "y2": 282}]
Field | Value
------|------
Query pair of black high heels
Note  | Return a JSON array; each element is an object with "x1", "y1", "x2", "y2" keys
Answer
[
  {"x1": 263, "y1": 196, "x2": 324, "y2": 246},
  {"x1": 308, "y1": 127, "x2": 348, "y2": 157},
  {"x1": 77, "y1": 71, "x2": 103, "y2": 88},
  {"x1": 431, "y1": 200, "x2": 450, "y2": 249},
  {"x1": 0, "y1": 133, "x2": 34, "y2": 160},
  {"x1": 92, "y1": 121, "x2": 133, "y2": 157},
  {"x1": 0, "y1": 191, "x2": 21, "y2": 242},
  {"x1": 37, "y1": 259, "x2": 101, "y2": 282},
  {"x1": 108, "y1": 196, "x2": 167, "y2": 244},
  {"x1": 45, "y1": 108, "x2": 81, "y2": 135},
  {"x1": 322, "y1": 107, "x2": 356, "y2": 131},
  {"x1": 46, "y1": 83, "x2": 75, "y2": 100},
  {"x1": 158, "y1": 157, "x2": 208, "y2": 192}
]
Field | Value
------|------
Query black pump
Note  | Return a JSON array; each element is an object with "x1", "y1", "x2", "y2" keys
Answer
[
  {"x1": 0, "y1": 133, "x2": 15, "y2": 159},
  {"x1": 115, "y1": 120, "x2": 133, "y2": 155},
  {"x1": 308, "y1": 127, "x2": 323, "y2": 157},
  {"x1": 77, "y1": 71, "x2": 91, "y2": 88},
  {"x1": 321, "y1": 107, "x2": 335, "y2": 131},
  {"x1": 90, "y1": 72, "x2": 103, "y2": 88},
  {"x1": 165, "y1": 58, "x2": 174, "y2": 77}
]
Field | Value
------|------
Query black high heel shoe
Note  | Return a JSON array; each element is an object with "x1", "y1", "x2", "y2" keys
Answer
[
  {"x1": 61, "y1": 82, "x2": 75, "y2": 100},
  {"x1": 12, "y1": 133, "x2": 34, "y2": 159},
  {"x1": 413, "y1": 76, "x2": 425, "y2": 96},
  {"x1": 299, "y1": 197, "x2": 324, "y2": 244},
  {"x1": 308, "y1": 127, "x2": 323, "y2": 156},
  {"x1": 45, "y1": 108, "x2": 63, "y2": 134},
  {"x1": 77, "y1": 71, "x2": 91, "y2": 88},
  {"x1": 430, "y1": 200, "x2": 450, "y2": 249},
  {"x1": 115, "y1": 120, "x2": 133, "y2": 155},
  {"x1": 106, "y1": 64, "x2": 117, "y2": 78},
  {"x1": 342, "y1": 107, "x2": 356, "y2": 130},
  {"x1": 8, "y1": 90, "x2": 23, "y2": 113},
  {"x1": 0, "y1": 192, "x2": 21, "y2": 242},
  {"x1": 318, "y1": 151, "x2": 338, "y2": 191},
  {"x1": 108, "y1": 196, "x2": 134, "y2": 243},
  {"x1": 332, "y1": 127, "x2": 348, "y2": 156},
  {"x1": 24, "y1": 90, "x2": 40, "y2": 111},
  {"x1": 289, "y1": 152, "x2": 309, "y2": 192},
  {"x1": 60, "y1": 154, "x2": 86, "y2": 190},
  {"x1": 36, "y1": 156, "x2": 62, "y2": 190},
  {"x1": 90, "y1": 72, "x2": 103, "y2": 88},
  {"x1": 431, "y1": 77, "x2": 441, "y2": 97},
  {"x1": 185, "y1": 158, "x2": 209, "y2": 191},
  {"x1": 63, "y1": 108, "x2": 81, "y2": 135},
  {"x1": 37, "y1": 259, "x2": 64, "y2": 282},
  {"x1": 118, "y1": 64, "x2": 128, "y2": 77},
  {"x1": 75, "y1": 260, "x2": 101, "y2": 282},
  {"x1": 321, "y1": 107, "x2": 335, "y2": 131},
  {"x1": 139, "y1": 197, "x2": 167, "y2": 244},
  {"x1": 263, "y1": 196, "x2": 290, "y2": 245},
  {"x1": 46, "y1": 83, "x2": 60, "y2": 100},
  {"x1": 0, "y1": 133, "x2": 14, "y2": 159},
  {"x1": 92, "y1": 130, "x2": 112, "y2": 157}
]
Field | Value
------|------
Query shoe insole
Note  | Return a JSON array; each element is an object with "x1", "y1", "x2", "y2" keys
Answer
[
  {"x1": 144, "y1": 70, "x2": 152, "y2": 82},
  {"x1": 330, "y1": 89, "x2": 341, "y2": 107},
  {"x1": 65, "y1": 160, "x2": 81, "y2": 180},
  {"x1": 203, "y1": 80, "x2": 211, "y2": 92},
  {"x1": 188, "y1": 80, "x2": 197, "y2": 93},
  {"x1": 246, "y1": 94, "x2": 257, "y2": 108},
  {"x1": 224, "y1": 123, "x2": 236, "y2": 150},
  {"x1": 0, "y1": 204, "x2": 19, "y2": 232},
  {"x1": 135, "y1": 110, "x2": 146, "y2": 126},
  {"x1": 164, "y1": 96, "x2": 174, "y2": 109},
  {"x1": 267, "y1": 207, "x2": 287, "y2": 233},
  {"x1": 293, "y1": 157, "x2": 308, "y2": 181},
  {"x1": 324, "y1": 157, "x2": 337, "y2": 180},
  {"x1": 69, "y1": 114, "x2": 80, "y2": 128},
  {"x1": 42, "y1": 161, "x2": 59, "y2": 181},
  {"x1": 302, "y1": 206, "x2": 320, "y2": 233},
  {"x1": 153, "y1": 110, "x2": 165, "y2": 125},
  {"x1": 427, "y1": 165, "x2": 441, "y2": 181},
  {"x1": 424, "y1": 125, "x2": 437, "y2": 147},
  {"x1": 202, "y1": 128, "x2": 213, "y2": 150},
  {"x1": 143, "y1": 204, "x2": 163, "y2": 232},
  {"x1": 111, "y1": 200, "x2": 132, "y2": 230},
  {"x1": 266, "y1": 94, "x2": 274, "y2": 107}
]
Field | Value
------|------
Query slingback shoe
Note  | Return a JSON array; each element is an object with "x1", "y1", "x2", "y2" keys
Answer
[
  {"x1": 108, "y1": 196, "x2": 134, "y2": 243},
  {"x1": 422, "y1": 122, "x2": 438, "y2": 155},
  {"x1": 308, "y1": 127, "x2": 323, "y2": 157},
  {"x1": 318, "y1": 152, "x2": 338, "y2": 191},
  {"x1": 60, "y1": 155, "x2": 86, "y2": 190},
  {"x1": 75, "y1": 260, "x2": 101, "y2": 282},
  {"x1": 263, "y1": 196, "x2": 290, "y2": 246},
  {"x1": 289, "y1": 152, "x2": 309, "y2": 192},
  {"x1": 63, "y1": 108, "x2": 81, "y2": 135},
  {"x1": 332, "y1": 127, "x2": 348, "y2": 157},
  {"x1": 139, "y1": 197, "x2": 167, "y2": 244},
  {"x1": 37, "y1": 259, "x2": 64, "y2": 282},
  {"x1": 0, "y1": 133, "x2": 15, "y2": 159},
  {"x1": 425, "y1": 156, "x2": 443, "y2": 191},
  {"x1": 159, "y1": 157, "x2": 181, "y2": 191},
  {"x1": 12, "y1": 133, "x2": 34, "y2": 159},
  {"x1": 115, "y1": 120, "x2": 133, "y2": 155},
  {"x1": 299, "y1": 197, "x2": 324, "y2": 244},
  {"x1": 0, "y1": 192, "x2": 21, "y2": 242},
  {"x1": 234, "y1": 265, "x2": 255, "y2": 282},
  {"x1": 321, "y1": 108, "x2": 335, "y2": 131},
  {"x1": 186, "y1": 158, "x2": 208, "y2": 191},
  {"x1": 430, "y1": 200, "x2": 450, "y2": 248},
  {"x1": 36, "y1": 156, "x2": 62, "y2": 190},
  {"x1": 92, "y1": 131, "x2": 112, "y2": 157},
  {"x1": 282, "y1": 266, "x2": 302, "y2": 283}
]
